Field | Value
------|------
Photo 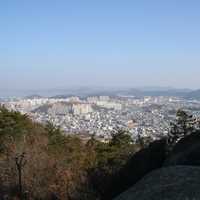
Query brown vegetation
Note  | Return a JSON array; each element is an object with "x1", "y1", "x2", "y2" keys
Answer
[
  {"x1": 0, "y1": 107, "x2": 141, "y2": 200},
  {"x1": 1, "y1": 107, "x2": 196, "y2": 199}
]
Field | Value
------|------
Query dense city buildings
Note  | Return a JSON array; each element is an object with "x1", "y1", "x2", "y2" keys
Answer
[{"x1": 2, "y1": 95, "x2": 200, "y2": 142}]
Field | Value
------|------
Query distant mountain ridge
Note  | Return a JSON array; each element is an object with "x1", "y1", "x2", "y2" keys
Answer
[
  {"x1": 48, "y1": 87, "x2": 194, "y2": 99},
  {"x1": 118, "y1": 88, "x2": 190, "y2": 98},
  {"x1": 2, "y1": 87, "x2": 200, "y2": 100},
  {"x1": 184, "y1": 89, "x2": 200, "y2": 100},
  {"x1": 25, "y1": 89, "x2": 200, "y2": 100}
]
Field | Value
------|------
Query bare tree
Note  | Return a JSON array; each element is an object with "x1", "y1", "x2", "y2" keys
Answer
[{"x1": 15, "y1": 152, "x2": 26, "y2": 199}]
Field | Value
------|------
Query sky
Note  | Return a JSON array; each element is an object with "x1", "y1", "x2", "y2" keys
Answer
[{"x1": 0, "y1": 0, "x2": 200, "y2": 90}]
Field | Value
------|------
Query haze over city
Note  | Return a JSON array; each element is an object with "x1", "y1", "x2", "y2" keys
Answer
[{"x1": 1, "y1": 0, "x2": 200, "y2": 91}]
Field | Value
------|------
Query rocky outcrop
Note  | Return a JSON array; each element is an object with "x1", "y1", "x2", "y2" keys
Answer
[
  {"x1": 114, "y1": 132, "x2": 200, "y2": 200},
  {"x1": 115, "y1": 166, "x2": 200, "y2": 200},
  {"x1": 104, "y1": 139, "x2": 166, "y2": 199}
]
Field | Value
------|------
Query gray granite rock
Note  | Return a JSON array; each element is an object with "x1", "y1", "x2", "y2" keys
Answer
[{"x1": 114, "y1": 166, "x2": 200, "y2": 200}]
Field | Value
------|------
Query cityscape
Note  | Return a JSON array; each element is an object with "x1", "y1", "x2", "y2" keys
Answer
[
  {"x1": 2, "y1": 91, "x2": 200, "y2": 142},
  {"x1": 1, "y1": 0, "x2": 200, "y2": 199}
]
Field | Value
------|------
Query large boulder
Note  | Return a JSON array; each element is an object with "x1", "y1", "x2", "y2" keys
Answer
[
  {"x1": 104, "y1": 139, "x2": 166, "y2": 199},
  {"x1": 114, "y1": 132, "x2": 200, "y2": 200},
  {"x1": 114, "y1": 166, "x2": 200, "y2": 200}
]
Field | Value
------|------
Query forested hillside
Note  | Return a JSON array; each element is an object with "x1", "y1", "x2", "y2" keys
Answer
[
  {"x1": 1, "y1": 107, "x2": 199, "y2": 200},
  {"x1": 0, "y1": 107, "x2": 141, "y2": 200}
]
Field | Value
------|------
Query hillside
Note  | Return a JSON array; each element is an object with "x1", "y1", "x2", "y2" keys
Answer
[
  {"x1": 0, "y1": 107, "x2": 141, "y2": 200},
  {"x1": 1, "y1": 107, "x2": 200, "y2": 200}
]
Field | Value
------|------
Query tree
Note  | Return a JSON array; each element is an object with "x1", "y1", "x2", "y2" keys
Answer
[
  {"x1": 15, "y1": 152, "x2": 26, "y2": 199},
  {"x1": 110, "y1": 130, "x2": 133, "y2": 147},
  {"x1": 167, "y1": 109, "x2": 196, "y2": 152}
]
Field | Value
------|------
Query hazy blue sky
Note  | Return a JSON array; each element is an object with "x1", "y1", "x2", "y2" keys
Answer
[{"x1": 1, "y1": 0, "x2": 200, "y2": 90}]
